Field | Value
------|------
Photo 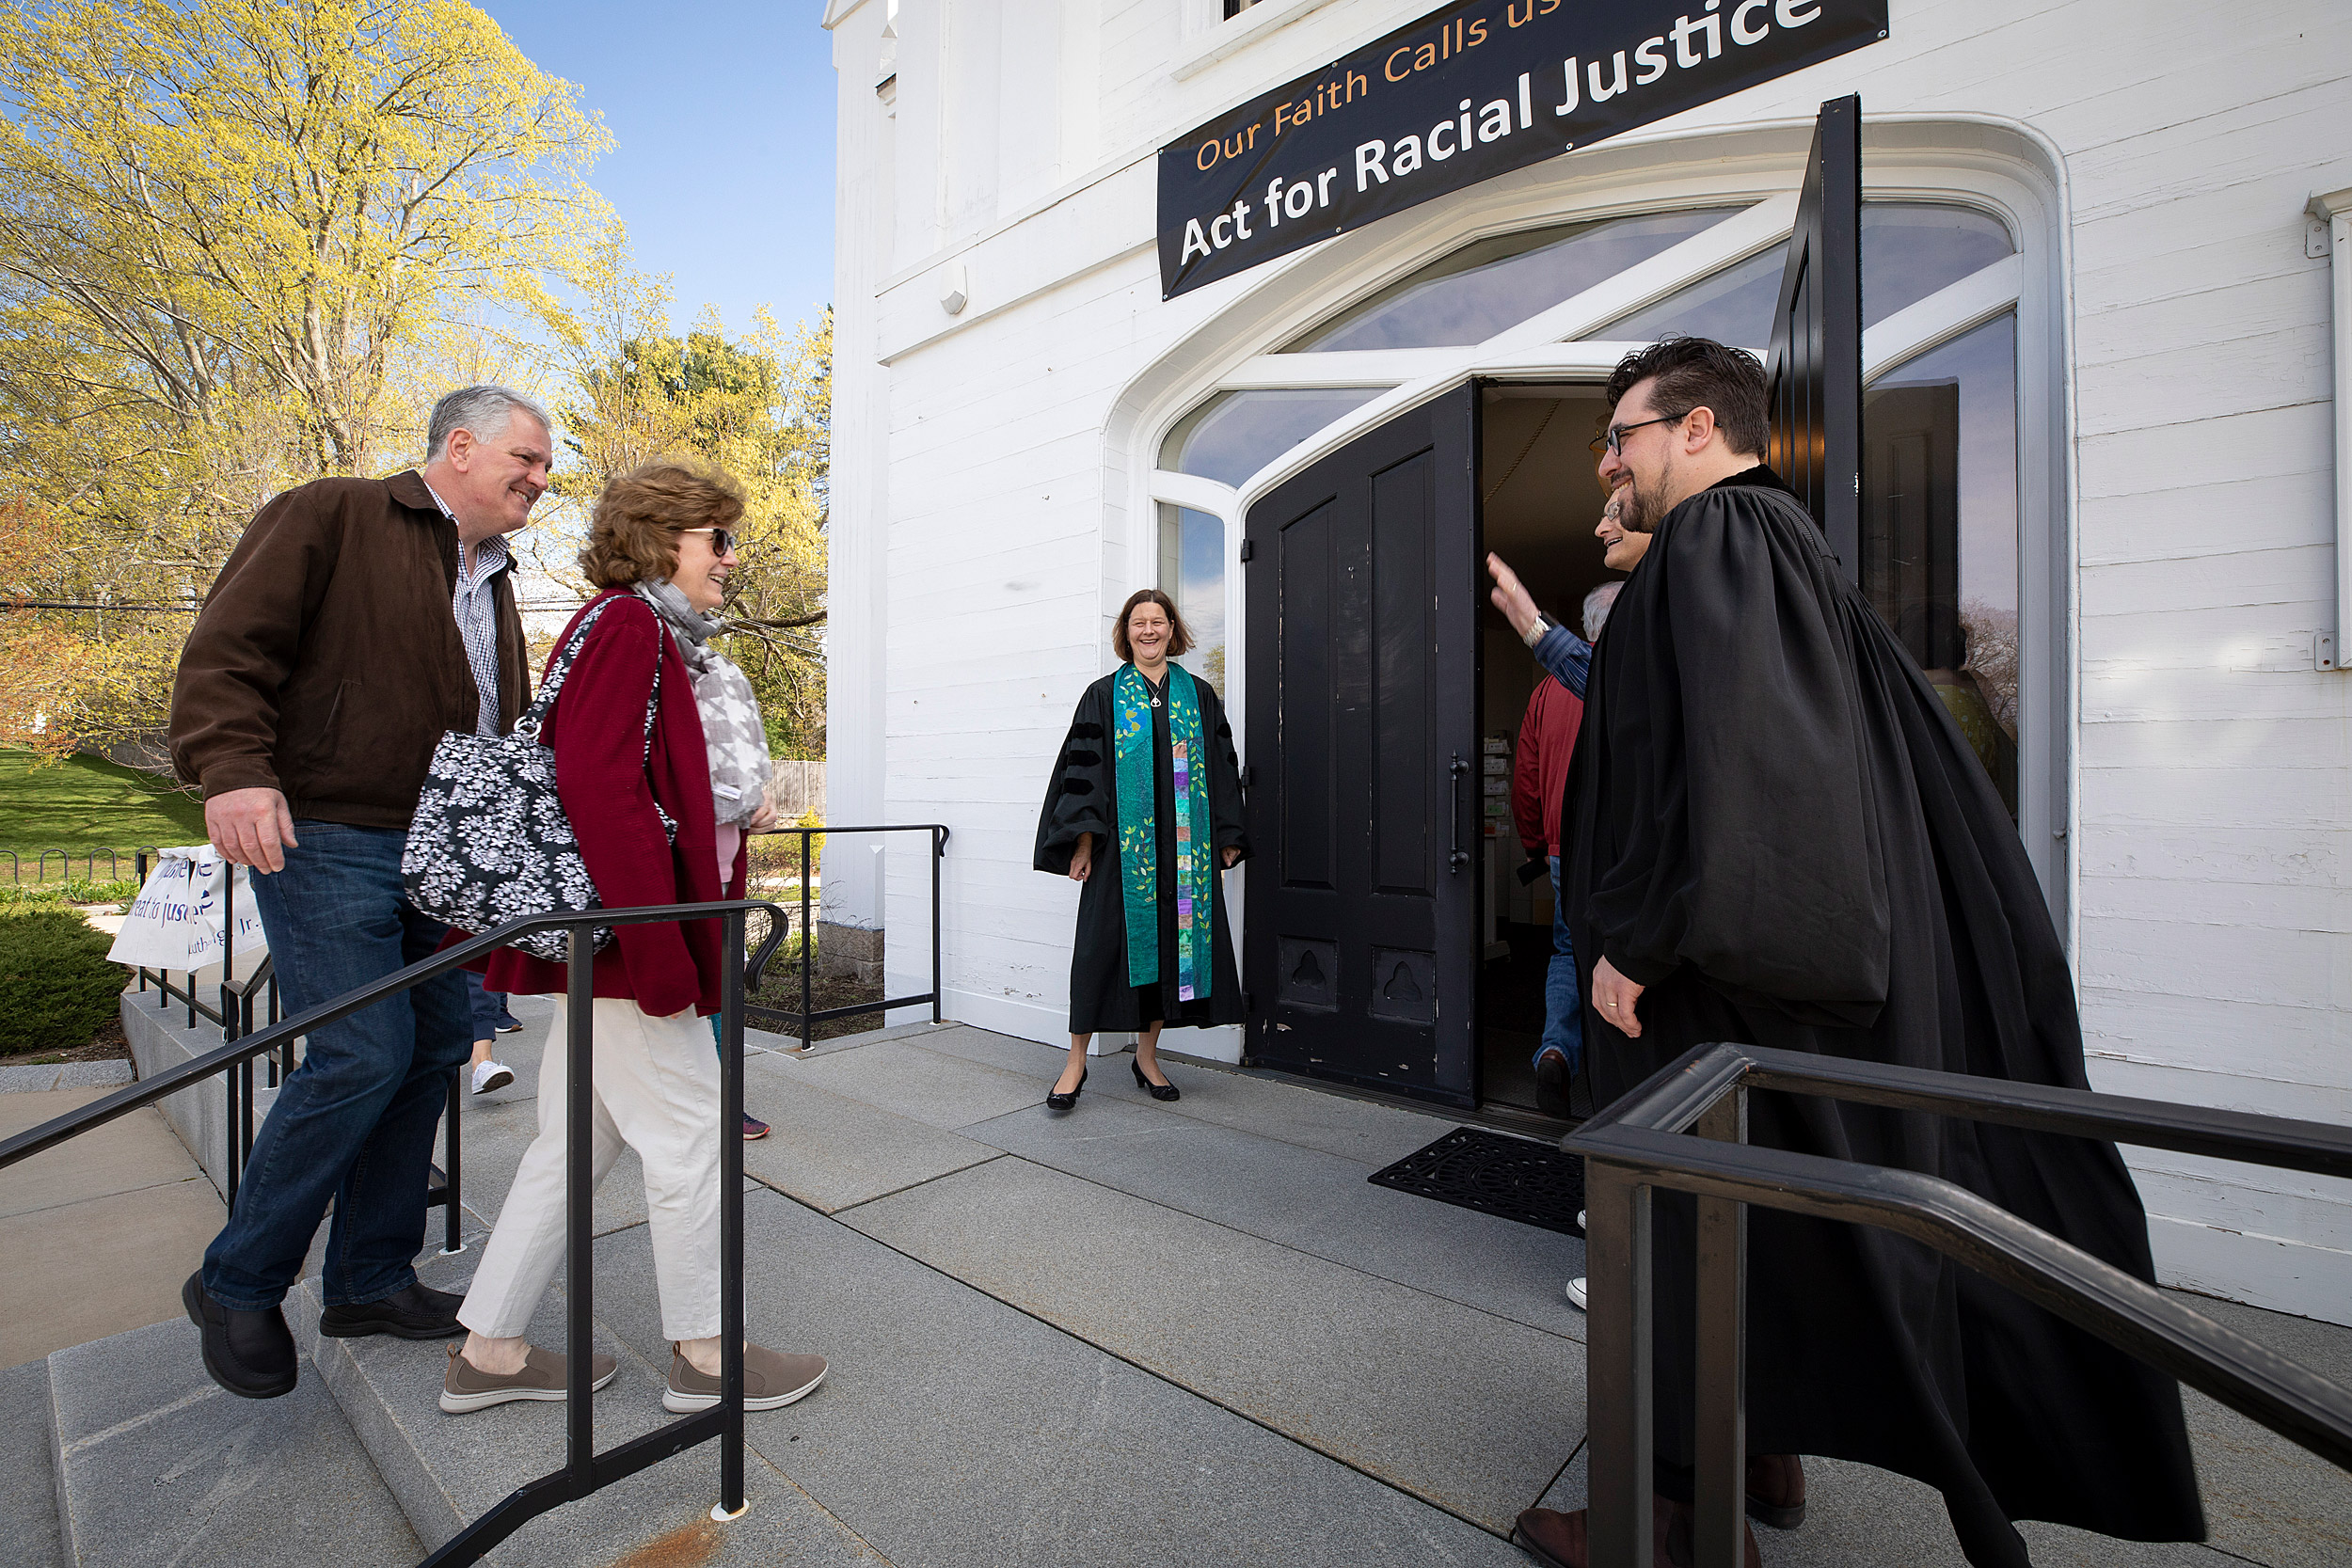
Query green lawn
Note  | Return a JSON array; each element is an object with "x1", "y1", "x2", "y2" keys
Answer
[{"x1": 0, "y1": 749, "x2": 209, "y2": 880}]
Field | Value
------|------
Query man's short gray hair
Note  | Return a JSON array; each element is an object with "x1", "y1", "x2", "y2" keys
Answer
[
  {"x1": 1582, "y1": 581, "x2": 1623, "y2": 641},
  {"x1": 427, "y1": 385, "x2": 552, "y2": 462}
]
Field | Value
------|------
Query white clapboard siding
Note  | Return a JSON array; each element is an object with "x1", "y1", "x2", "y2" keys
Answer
[{"x1": 825, "y1": 0, "x2": 2352, "y2": 1319}]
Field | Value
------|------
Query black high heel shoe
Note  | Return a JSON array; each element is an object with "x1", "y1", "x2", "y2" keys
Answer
[
  {"x1": 1131, "y1": 1058, "x2": 1181, "y2": 1102},
  {"x1": 1046, "y1": 1065, "x2": 1087, "y2": 1111}
]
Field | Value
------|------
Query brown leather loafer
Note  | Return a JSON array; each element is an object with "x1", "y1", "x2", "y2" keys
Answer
[
  {"x1": 1746, "y1": 1452, "x2": 1806, "y2": 1528},
  {"x1": 1510, "y1": 1497, "x2": 1759, "y2": 1568}
]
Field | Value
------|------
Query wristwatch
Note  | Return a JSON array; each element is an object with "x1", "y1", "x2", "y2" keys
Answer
[{"x1": 1521, "y1": 612, "x2": 1556, "y2": 649}]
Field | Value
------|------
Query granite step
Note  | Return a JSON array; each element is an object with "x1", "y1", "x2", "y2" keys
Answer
[
  {"x1": 45, "y1": 1316, "x2": 421, "y2": 1568},
  {"x1": 294, "y1": 1250, "x2": 876, "y2": 1568},
  {"x1": 1, "y1": 1358, "x2": 69, "y2": 1568}
]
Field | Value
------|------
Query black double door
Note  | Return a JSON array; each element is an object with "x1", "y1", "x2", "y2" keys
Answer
[
  {"x1": 1237, "y1": 98, "x2": 1861, "y2": 1110},
  {"x1": 1241, "y1": 384, "x2": 1480, "y2": 1106}
]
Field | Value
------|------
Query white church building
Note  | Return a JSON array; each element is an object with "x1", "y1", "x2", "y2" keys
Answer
[{"x1": 815, "y1": 0, "x2": 2352, "y2": 1326}]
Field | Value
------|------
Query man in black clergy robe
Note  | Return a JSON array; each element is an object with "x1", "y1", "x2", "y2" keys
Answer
[{"x1": 1511, "y1": 339, "x2": 2202, "y2": 1568}]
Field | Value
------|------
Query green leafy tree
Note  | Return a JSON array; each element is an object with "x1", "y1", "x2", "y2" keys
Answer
[
  {"x1": 549, "y1": 243, "x2": 830, "y2": 756},
  {"x1": 0, "y1": 0, "x2": 607, "y2": 756}
]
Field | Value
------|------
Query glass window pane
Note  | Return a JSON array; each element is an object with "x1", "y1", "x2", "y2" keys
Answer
[
  {"x1": 1158, "y1": 503, "x2": 1228, "y2": 695},
  {"x1": 1595, "y1": 241, "x2": 1788, "y2": 347},
  {"x1": 1590, "y1": 203, "x2": 2017, "y2": 347},
  {"x1": 1159, "y1": 388, "x2": 1384, "y2": 488},
  {"x1": 1861, "y1": 313, "x2": 2019, "y2": 818},
  {"x1": 1282, "y1": 207, "x2": 1744, "y2": 353},
  {"x1": 1860, "y1": 204, "x2": 2014, "y2": 328}
]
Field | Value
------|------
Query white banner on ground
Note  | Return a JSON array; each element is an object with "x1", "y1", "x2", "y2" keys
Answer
[{"x1": 106, "y1": 845, "x2": 269, "y2": 970}]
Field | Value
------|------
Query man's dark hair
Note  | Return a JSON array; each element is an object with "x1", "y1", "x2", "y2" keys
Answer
[{"x1": 1603, "y1": 336, "x2": 1771, "y2": 460}]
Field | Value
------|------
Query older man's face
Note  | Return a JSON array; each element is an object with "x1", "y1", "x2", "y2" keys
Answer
[{"x1": 445, "y1": 413, "x2": 552, "y2": 534}]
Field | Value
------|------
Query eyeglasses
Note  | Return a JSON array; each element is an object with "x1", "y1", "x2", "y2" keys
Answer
[
  {"x1": 1589, "y1": 412, "x2": 1684, "y2": 456},
  {"x1": 679, "y1": 527, "x2": 738, "y2": 556}
]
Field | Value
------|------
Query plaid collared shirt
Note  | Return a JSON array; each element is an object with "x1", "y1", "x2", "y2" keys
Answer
[{"x1": 423, "y1": 481, "x2": 508, "y2": 737}]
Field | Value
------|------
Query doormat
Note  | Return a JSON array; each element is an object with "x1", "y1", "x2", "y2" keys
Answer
[{"x1": 1367, "y1": 1126, "x2": 1585, "y2": 1236}]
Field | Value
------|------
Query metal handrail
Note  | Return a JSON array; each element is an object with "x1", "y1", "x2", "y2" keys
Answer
[
  {"x1": 2, "y1": 897, "x2": 789, "y2": 1567},
  {"x1": 743, "y1": 822, "x2": 949, "y2": 1050},
  {"x1": 1563, "y1": 1041, "x2": 2352, "y2": 1568}
]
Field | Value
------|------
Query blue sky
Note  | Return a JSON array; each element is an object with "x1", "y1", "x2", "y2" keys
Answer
[{"x1": 479, "y1": 0, "x2": 838, "y2": 341}]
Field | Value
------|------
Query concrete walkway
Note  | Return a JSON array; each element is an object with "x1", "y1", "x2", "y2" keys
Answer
[
  {"x1": 421, "y1": 1005, "x2": 2352, "y2": 1567},
  {"x1": 8, "y1": 999, "x2": 2349, "y2": 1566},
  {"x1": 0, "y1": 1085, "x2": 223, "y2": 1372}
]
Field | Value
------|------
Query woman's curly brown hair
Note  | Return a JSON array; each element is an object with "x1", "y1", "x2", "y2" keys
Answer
[{"x1": 579, "y1": 456, "x2": 747, "y2": 589}]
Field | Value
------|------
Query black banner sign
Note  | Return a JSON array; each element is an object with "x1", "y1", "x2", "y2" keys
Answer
[{"x1": 1157, "y1": 0, "x2": 1887, "y2": 299}]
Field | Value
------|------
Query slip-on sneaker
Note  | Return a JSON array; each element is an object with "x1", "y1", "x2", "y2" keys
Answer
[
  {"x1": 440, "y1": 1343, "x2": 619, "y2": 1413},
  {"x1": 663, "y1": 1343, "x2": 827, "y2": 1414},
  {"x1": 183, "y1": 1271, "x2": 297, "y2": 1400},
  {"x1": 319, "y1": 1280, "x2": 467, "y2": 1340},
  {"x1": 470, "y1": 1059, "x2": 515, "y2": 1095}
]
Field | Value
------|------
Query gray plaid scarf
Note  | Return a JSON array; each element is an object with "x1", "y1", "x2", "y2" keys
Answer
[{"x1": 635, "y1": 579, "x2": 773, "y2": 828}]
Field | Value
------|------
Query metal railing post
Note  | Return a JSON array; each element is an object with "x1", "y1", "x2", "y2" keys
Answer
[
  {"x1": 223, "y1": 1058, "x2": 241, "y2": 1209},
  {"x1": 799, "y1": 828, "x2": 814, "y2": 1053},
  {"x1": 441, "y1": 1074, "x2": 465, "y2": 1256},
  {"x1": 1692, "y1": 1088, "x2": 1750, "y2": 1568},
  {"x1": 717, "y1": 908, "x2": 748, "y2": 1520},
  {"x1": 219, "y1": 861, "x2": 237, "y2": 1044},
  {"x1": 931, "y1": 827, "x2": 945, "y2": 1025},
  {"x1": 565, "y1": 924, "x2": 596, "y2": 1499},
  {"x1": 1585, "y1": 1161, "x2": 1655, "y2": 1568}
]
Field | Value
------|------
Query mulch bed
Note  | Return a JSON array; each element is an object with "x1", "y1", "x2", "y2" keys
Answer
[
  {"x1": 2, "y1": 1011, "x2": 131, "y2": 1069},
  {"x1": 745, "y1": 969, "x2": 890, "y2": 1045}
]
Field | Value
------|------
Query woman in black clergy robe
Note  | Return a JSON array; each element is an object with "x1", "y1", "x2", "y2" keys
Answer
[
  {"x1": 1034, "y1": 589, "x2": 1248, "y2": 1109},
  {"x1": 1547, "y1": 345, "x2": 2200, "y2": 1568}
]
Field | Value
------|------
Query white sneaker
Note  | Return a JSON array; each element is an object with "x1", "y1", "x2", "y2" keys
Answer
[
  {"x1": 470, "y1": 1059, "x2": 514, "y2": 1095},
  {"x1": 1565, "y1": 1276, "x2": 1588, "y2": 1310},
  {"x1": 1579, "y1": 1210, "x2": 1587, "y2": 1231}
]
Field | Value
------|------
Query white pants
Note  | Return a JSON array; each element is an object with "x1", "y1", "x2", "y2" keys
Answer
[{"x1": 458, "y1": 997, "x2": 723, "y2": 1342}]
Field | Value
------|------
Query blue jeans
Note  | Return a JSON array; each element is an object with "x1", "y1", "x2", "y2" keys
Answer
[
  {"x1": 201, "y1": 822, "x2": 473, "y2": 1310},
  {"x1": 463, "y1": 972, "x2": 508, "y2": 1042},
  {"x1": 1535, "y1": 856, "x2": 1584, "y2": 1074}
]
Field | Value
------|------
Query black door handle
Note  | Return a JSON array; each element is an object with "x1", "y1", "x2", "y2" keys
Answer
[{"x1": 1448, "y1": 753, "x2": 1470, "y2": 874}]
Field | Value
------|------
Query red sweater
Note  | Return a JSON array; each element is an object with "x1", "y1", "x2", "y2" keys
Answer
[
  {"x1": 473, "y1": 590, "x2": 745, "y2": 1017},
  {"x1": 1510, "y1": 675, "x2": 1583, "y2": 860}
]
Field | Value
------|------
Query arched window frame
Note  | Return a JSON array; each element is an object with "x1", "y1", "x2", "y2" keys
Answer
[{"x1": 1114, "y1": 117, "x2": 2076, "y2": 934}]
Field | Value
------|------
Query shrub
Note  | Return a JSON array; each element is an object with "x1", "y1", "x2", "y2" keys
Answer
[{"x1": 0, "y1": 910, "x2": 125, "y2": 1056}]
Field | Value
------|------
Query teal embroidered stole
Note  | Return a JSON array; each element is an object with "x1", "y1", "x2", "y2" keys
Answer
[{"x1": 1112, "y1": 663, "x2": 1216, "y2": 1000}]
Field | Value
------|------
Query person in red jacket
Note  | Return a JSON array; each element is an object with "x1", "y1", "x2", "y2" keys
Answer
[
  {"x1": 441, "y1": 458, "x2": 825, "y2": 1419},
  {"x1": 1508, "y1": 581, "x2": 1625, "y2": 1115}
]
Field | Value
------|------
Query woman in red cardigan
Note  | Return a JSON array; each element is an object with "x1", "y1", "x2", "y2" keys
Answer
[{"x1": 442, "y1": 458, "x2": 823, "y2": 1418}]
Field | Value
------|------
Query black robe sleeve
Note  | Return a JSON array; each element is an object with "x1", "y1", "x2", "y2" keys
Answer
[
  {"x1": 1585, "y1": 484, "x2": 1890, "y2": 1011},
  {"x1": 1200, "y1": 679, "x2": 1250, "y2": 864},
  {"x1": 1034, "y1": 678, "x2": 1114, "y2": 875}
]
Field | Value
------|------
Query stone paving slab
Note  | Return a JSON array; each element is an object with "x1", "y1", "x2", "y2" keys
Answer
[
  {"x1": 295, "y1": 1252, "x2": 882, "y2": 1567},
  {"x1": 772, "y1": 1034, "x2": 1050, "y2": 1131},
  {"x1": 739, "y1": 1052, "x2": 1002, "y2": 1212},
  {"x1": 0, "y1": 1085, "x2": 208, "y2": 1220},
  {"x1": 587, "y1": 1184, "x2": 1530, "y2": 1568},
  {"x1": 966, "y1": 1090, "x2": 1588, "y2": 1340},
  {"x1": 48, "y1": 1317, "x2": 421, "y2": 1567},
  {"x1": 911, "y1": 1025, "x2": 1463, "y2": 1166},
  {"x1": 0, "y1": 1059, "x2": 134, "y2": 1092},
  {"x1": 1534, "y1": 1447, "x2": 2238, "y2": 1566},
  {"x1": 0, "y1": 1357, "x2": 65, "y2": 1568},
  {"x1": 842, "y1": 1154, "x2": 1585, "y2": 1533}
]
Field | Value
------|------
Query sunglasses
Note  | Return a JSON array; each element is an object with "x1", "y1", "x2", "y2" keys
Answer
[
  {"x1": 1588, "y1": 411, "x2": 1684, "y2": 456},
  {"x1": 679, "y1": 526, "x2": 738, "y2": 556}
]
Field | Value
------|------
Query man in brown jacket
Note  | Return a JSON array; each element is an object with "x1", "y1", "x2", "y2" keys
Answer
[{"x1": 173, "y1": 386, "x2": 549, "y2": 1400}]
